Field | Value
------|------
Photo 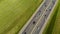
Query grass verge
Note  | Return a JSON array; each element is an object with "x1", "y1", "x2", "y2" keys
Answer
[{"x1": 0, "y1": 0, "x2": 43, "y2": 34}]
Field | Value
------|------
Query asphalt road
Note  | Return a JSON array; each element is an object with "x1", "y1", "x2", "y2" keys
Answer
[
  {"x1": 31, "y1": 0, "x2": 57, "y2": 34},
  {"x1": 22, "y1": 0, "x2": 51, "y2": 34},
  {"x1": 19, "y1": 0, "x2": 57, "y2": 34}
]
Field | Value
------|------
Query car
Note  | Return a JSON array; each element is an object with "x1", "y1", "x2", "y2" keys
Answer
[
  {"x1": 44, "y1": 3, "x2": 47, "y2": 7},
  {"x1": 33, "y1": 21, "x2": 36, "y2": 24},
  {"x1": 49, "y1": 8, "x2": 51, "y2": 11},
  {"x1": 52, "y1": 1, "x2": 55, "y2": 4},
  {"x1": 24, "y1": 32, "x2": 26, "y2": 34}
]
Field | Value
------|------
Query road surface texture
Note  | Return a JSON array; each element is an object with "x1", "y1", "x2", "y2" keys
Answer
[
  {"x1": 19, "y1": 0, "x2": 57, "y2": 34},
  {"x1": 31, "y1": 0, "x2": 57, "y2": 34}
]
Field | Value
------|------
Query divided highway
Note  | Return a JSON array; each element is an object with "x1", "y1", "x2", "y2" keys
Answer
[
  {"x1": 31, "y1": 0, "x2": 57, "y2": 34},
  {"x1": 18, "y1": 0, "x2": 58, "y2": 34}
]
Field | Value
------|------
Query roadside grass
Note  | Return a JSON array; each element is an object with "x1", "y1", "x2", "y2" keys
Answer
[
  {"x1": 44, "y1": 4, "x2": 59, "y2": 34},
  {"x1": 51, "y1": 1, "x2": 60, "y2": 34},
  {"x1": 0, "y1": 0, "x2": 42, "y2": 34},
  {"x1": 43, "y1": 0, "x2": 59, "y2": 34}
]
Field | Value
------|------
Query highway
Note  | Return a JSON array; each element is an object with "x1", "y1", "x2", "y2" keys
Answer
[
  {"x1": 22, "y1": 0, "x2": 50, "y2": 34},
  {"x1": 18, "y1": 0, "x2": 57, "y2": 34},
  {"x1": 31, "y1": 0, "x2": 57, "y2": 34}
]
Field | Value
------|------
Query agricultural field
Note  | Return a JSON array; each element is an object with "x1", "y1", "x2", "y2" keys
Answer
[
  {"x1": 43, "y1": 0, "x2": 60, "y2": 34},
  {"x1": 0, "y1": 0, "x2": 42, "y2": 34}
]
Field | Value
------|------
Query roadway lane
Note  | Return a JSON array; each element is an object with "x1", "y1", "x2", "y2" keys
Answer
[
  {"x1": 30, "y1": 0, "x2": 52, "y2": 34},
  {"x1": 31, "y1": 0, "x2": 57, "y2": 34},
  {"x1": 21, "y1": 0, "x2": 51, "y2": 34},
  {"x1": 39, "y1": 0, "x2": 58, "y2": 34}
]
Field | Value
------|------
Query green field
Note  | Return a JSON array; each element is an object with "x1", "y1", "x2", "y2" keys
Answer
[
  {"x1": 0, "y1": 0, "x2": 42, "y2": 34},
  {"x1": 43, "y1": 0, "x2": 60, "y2": 34}
]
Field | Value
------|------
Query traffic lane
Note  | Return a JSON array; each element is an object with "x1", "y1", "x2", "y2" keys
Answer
[
  {"x1": 40, "y1": 0, "x2": 51, "y2": 11},
  {"x1": 22, "y1": 8, "x2": 46, "y2": 34},
  {"x1": 30, "y1": 0, "x2": 51, "y2": 34},
  {"x1": 22, "y1": 0, "x2": 52, "y2": 34},
  {"x1": 38, "y1": 0, "x2": 57, "y2": 34},
  {"x1": 45, "y1": 0, "x2": 56, "y2": 19},
  {"x1": 43, "y1": 0, "x2": 51, "y2": 7},
  {"x1": 35, "y1": 0, "x2": 51, "y2": 21},
  {"x1": 38, "y1": 1, "x2": 57, "y2": 33},
  {"x1": 36, "y1": 1, "x2": 57, "y2": 33},
  {"x1": 22, "y1": 0, "x2": 51, "y2": 34},
  {"x1": 52, "y1": 0, "x2": 56, "y2": 4},
  {"x1": 30, "y1": 2, "x2": 52, "y2": 34},
  {"x1": 32, "y1": 15, "x2": 45, "y2": 34},
  {"x1": 35, "y1": 0, "x2": 51, "y2": 19},
  {"x1": 22, "y1": 11, "x2": 43, "y2": 34},
  {"x1": 31, "y1": 0, "x2": 57, "y2": 34},
  {"x1": 22, "y1": 10, "x2": 42, "y2": 34},
  {"x1": 22, "y1": 10, "x2": 41, "y2": 34},
  {"x1": 22, "y1": 19, "x2": 38, "y2": 34},
  {"x1": 31, "y1": 0, "x2": 51, "y2": 20},
  {"x1": 23, "y1": 22, "x2": 34, "y2": 34}
]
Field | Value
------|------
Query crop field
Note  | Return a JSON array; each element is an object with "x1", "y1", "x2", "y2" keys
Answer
[
  {"x1": 43, "y1": 0, "x2": 60, "y2": 34},
  {"x1": 0, "y1": 0, "x2": 42, "y2": 34}
]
